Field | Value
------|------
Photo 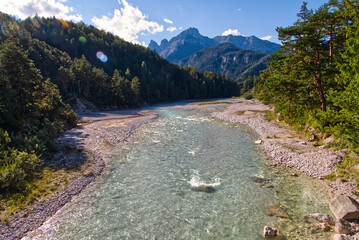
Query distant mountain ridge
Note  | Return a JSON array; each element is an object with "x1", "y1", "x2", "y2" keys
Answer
[
  {"x1": 178, "y1": 43, "x2": 271, "y2": 82},
  {"x1": 149, "y1": 28, "x2": 215, "y2": 63},
  {"x1": 148, "y1": 27, "x2": 280, "y2": 63}
]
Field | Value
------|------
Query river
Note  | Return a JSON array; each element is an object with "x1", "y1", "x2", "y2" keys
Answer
[{"x1": 24, "y1": 104, "x2": 333, "y2": 239}]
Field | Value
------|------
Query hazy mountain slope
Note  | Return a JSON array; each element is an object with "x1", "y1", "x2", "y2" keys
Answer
[
  {"x1": 178, "y1": 43, "x2": 270, "y2": 82},
  {"x1": 149, "y1": 27, "x2": 279, "y2": 63},
  {"x1": 213, "y1": 35, "x2": 280, "y2": 54}
]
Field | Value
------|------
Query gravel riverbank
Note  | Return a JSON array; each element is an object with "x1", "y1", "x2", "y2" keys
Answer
[
  {"x1": 211, "y1": 98, "x2": 357, "y2": 199},
  {"x1": 0, "y1": 110, "x2": 158, "y2": 240},
  {"x1": 1, "y1": 99, "x2": 356, "y2": 239}
]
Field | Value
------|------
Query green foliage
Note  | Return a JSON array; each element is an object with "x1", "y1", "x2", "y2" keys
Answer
[
  {"x1": 0, "y1": 37, "x2": 77, "y2": 197},
  {"x1": 257, "y1": 0, "x2": 359, "y2": 153},
  {"x1": 8, "y1": 15, "x2": 239, "y2": 106},
  {"x1": 243, "y1": 91, "x2": 254, "y2": 100},
  {"x1": 324, "y1": 173, "x2": 337, "y2": 181}
]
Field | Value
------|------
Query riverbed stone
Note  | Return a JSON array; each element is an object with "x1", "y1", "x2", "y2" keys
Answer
[
  {"x1": 255, "y1": 140, "x2": 263, "y2": 144},
  {"x1": 265, "y1": 204, "x2": 290, "y2": 218},
  {"x1": 333, "y1": 234, "x2": 352, "y2": 240},
  {"x1": 335, "y1": 219, "x2": 354, "y2": 234},
  {"x1": 330, "y1": 195, "x2": 359, "y2": 221},
  {"x1": 251, "y1": 176, "x2": 270, "y2": 183},
  {"x1": 191, "y1": 185, "x2": 215, "y2": 193},
  {"x1": 307, "y1": 213, "x2": 335, "y2": 225},
  {"x1": 255, "y1": 182, "x2": 274, "y2": 188},
  {"x1": 263, "y1": 226, "x2": 278, "y2": 237}
]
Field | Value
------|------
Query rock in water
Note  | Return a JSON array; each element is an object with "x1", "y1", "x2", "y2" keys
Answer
[
  {"x1": 251, "y1": 176, "x2": 270, "y2": 183},
  {"x1": 307, "y1": 213, "x2": 335, "y2": 225},
  {"x1": 191, "y1": 185, "x2": 215, "y2": 193},
  {"x1": 330, "y1": 195, "x2": 359, "y2": 221},
  {"x1": 263, "y1": 226, "x2": 278, "y2": 237},
  {"x1": 335, "y1": 219, "x2": 354, "y2": 234},
  {"x1": 315, "y1": 223, "x2": 331, "y2": 232},
  {"x1": 333, "y1": 234, "x2": 352, "y2": 240},
  {"x1": 265, "y1": 204, "x2": 290, "y2": 218}
]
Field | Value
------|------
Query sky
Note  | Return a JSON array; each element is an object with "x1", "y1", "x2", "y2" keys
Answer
[{"x1": 1, "y1": 0, "x2": 329, "y2": 46}]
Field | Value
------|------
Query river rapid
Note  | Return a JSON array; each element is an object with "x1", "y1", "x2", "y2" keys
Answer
[{"x1": 24, "y1": 104, "x2": 334, "y2": 240}]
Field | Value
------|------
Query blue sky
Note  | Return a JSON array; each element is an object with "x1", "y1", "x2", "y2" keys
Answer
[{"x1": 1, "y1": 0, "x2": 328, "y2": 45}]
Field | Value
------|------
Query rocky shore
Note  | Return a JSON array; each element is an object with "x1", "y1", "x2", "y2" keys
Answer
[
  {"x1": 0, "y1": 109, "x2": 158, "y2": 240},
  {"x1": 211, "y1": 98, "x2": 357, "y2": 198}
]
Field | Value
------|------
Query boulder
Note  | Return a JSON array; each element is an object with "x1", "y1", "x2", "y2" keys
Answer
[
  {"x1": 330, "y1": 195, "x2": 359, "y2": 221},
  {"x1": 307, "y1": 213, "x2": 335, "y2": 225},
  {"x1": 333, "y1": 234, "x2": 351, "y2": 240},
  {"x1": 265, "y1": 204, "x2": 290, "y2": 218},
  {"x1": 335, "y1": 219, "x2": 354, "y2": 235},
  {"x1": 191, "y1": 185, "x2": 215, "y2": 193},
  {"x1": 353, "y1": 232, "x2": 359, "y2": 240},
  {"x1": 314, "y1": 223, "x2": 331, "y2": 232},
  {"x1": 263, "y1": 226, "x2": 278, "y2": 237}
]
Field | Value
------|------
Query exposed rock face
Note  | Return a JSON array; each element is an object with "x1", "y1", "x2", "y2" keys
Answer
[
  {"x1": 263, "y1": 226, "x2": 278, "y2": 237},
  {"x1": 213, "y1": 35, "x2": 281, "y2": 54},
  {"x1": 148, "y1": 28, "x2": 280, "y2": 81},
  {"x1": 191, "y1": 185, "x2": 215, "y2": 193},
  {"x1": 148, "y1": 28, "x2": 280, "y2": 63},
  {"x1": 308, "y1": 213, "x2": 335, "y2": 225},
  {"x1": 265, "y1": 204, "x2": 290, "y2": 218},
  {"x1": 335, "y1": 219, "x2": 354, "y2": 234},
  {"x1": 330, "y1": 195, "x2": 359, "y2": 221},
  {"x1": 149, "y1": 28, "x2": 215, "y2": 63},
  {"x1": 178, "y1": 43, "x2": 270, "y2": 82}
]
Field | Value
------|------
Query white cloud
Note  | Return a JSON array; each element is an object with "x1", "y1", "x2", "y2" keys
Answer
[
  {"x1": 166, "y1": 27, "x2": 177, "y2": 32},
  {"x1": 260, "y1": 35, "x2": 272, "y2": 41},
  {"x1": 177, "y1": 5, "x2": 183, "y2": 12},
  {"x1": 92, "y1": 0, "x2": 163, "y2": 44},
  {"x1": 0, "y1": 0, "x2": 82, "y2": 21},
  {"x1": 163, "y1": 18, "x2": 173, "y2": 24},
  {"x1": 222, "y1": 29, "x2": 242, "y2": 36},
  {"x1": 238, "y1": 8, "x2": 242, "y2": 11}
]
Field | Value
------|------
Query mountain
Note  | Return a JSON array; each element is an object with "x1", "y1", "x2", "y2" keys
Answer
[
  {"x1": 148, "y1": 27, "x2": 280, "y2": 63},
  {"x1": 178, "y1": 43, "x2": 270, "y2": 82},
  {"x1": 150, "y1": 28, "x2": 216, "y2": 63},
  {"x1": 213, "y1": 35, "x2": 280, "y2": 54}
]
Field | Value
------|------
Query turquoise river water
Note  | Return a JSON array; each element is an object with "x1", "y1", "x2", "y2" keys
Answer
[{"x1": 24, "y1": 105, "x2": 334, "y2": 240}]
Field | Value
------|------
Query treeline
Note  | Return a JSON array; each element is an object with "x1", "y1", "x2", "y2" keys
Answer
[
  {"x1": 1, "y1": 13, "x2": 239, "y2": 106},
  {"x1": 256, "y1": 0, "x2": 359, "y2": 153},
  {"x1": 0, "y1": 12, "x2": 239, "y2": 192},
  {"x1": 0, "y1": 37, "x2": 76, "y2": 191}
]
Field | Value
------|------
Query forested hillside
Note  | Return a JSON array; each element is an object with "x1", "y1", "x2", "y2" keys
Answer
[
  {"x1": 256, "y1": 0, "x2": 359, "y2": 178},
  {"x1": 0, "y1": 12, "x2": 239, "y2": 214}
]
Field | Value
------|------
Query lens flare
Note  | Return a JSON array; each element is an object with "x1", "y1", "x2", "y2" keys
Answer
[
  {"x1": 79, "y1": 36, "x2": 87, "y2": 44},
  {"x1": 96, "y1": 51, "x2": 108, "y2": 63},
  {"x1": 59, "y1": 19, "x2": 70, "y2": 28}
]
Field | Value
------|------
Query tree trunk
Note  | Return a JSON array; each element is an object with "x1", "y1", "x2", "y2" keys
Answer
[{"x1": 314, "y1": 73, "x2": 326, "y2": 112}]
